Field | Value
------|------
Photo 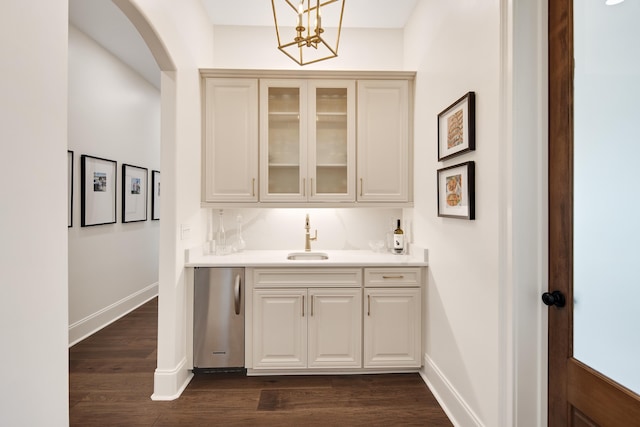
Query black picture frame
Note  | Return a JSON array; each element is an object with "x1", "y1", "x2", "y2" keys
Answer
[
  {"x1": 81, "y1": 155, "x2": 117, "y2": 227},
  {"x1": 437, "y1": 161, "x2": 475, "y2": 220},
  {"x1": 437, "y1": 91, "x2": 476, "y2": 161},
  {"x1": 151, "y1": 170, "x2": 160, "y2": 221},
  {"x1": 68, "y1": 150, "x2": 73, "y2": 228},
  {"x1": 122, "y1": 163, "x2": 148, "y2": 223}
]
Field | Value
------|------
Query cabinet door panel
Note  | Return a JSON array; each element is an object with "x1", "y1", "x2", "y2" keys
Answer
[
  {"x1": 204, "y1": 78, "x2": 258, "y2": 202},
  {"x1": 253, "y1": 289, "x2": 306, "y2": 369},
  {"x1": 364, "y1": 288, "x2": 421, "y2": 368},
  {"x1": 357, "y1": 80, "x2": 409, "y2": 202},
  {"x1": 308, "y1": 288, "x2": 362, "y2": 368},
  {"x1": 260, "y1": 80, "x2": 307, "y2": 202},
  {"x1": 308, "y1": 80, "x2": 356, "y2": 202}
]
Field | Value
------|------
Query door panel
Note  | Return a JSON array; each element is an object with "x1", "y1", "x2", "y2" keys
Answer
[
  {"x1": 307, "y1": 288, "x2": 361, "y2": 368},
  {"x1": 548, "y1": 0, "x2": 640, "y2": 424},
  {"x1": 252, "y1": 289, "x2": 306, "y2": 369}
]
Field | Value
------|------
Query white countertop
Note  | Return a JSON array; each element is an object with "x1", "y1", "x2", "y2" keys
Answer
[{"x1": 185, "y1": 248, "x2": 428, "y2": 268}]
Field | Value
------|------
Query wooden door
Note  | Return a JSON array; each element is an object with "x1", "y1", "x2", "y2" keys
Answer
[{"x1": 548, "y1": 0, "x2": 640, "y2": 425}]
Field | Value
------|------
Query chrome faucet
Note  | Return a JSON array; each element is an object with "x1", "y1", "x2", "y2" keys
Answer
[{"x1": 304, "y1": 214, "x2": 317, "y2": 252}]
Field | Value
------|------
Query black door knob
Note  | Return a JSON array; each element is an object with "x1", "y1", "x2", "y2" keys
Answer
[{"x1": 542, "y1": 290, "x2": 566, "y2": 308}]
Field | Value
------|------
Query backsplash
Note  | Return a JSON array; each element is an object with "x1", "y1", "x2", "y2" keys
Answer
[{"x1": 204, "y1": 208, "x2": 403, "y2": 252}]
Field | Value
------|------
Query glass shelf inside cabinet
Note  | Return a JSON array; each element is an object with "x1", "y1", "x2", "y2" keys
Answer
[
  {"x1": 268, "y1": 165, "x2": 300, "y2": 194},
  {"x1": 316, "y1": 87, "x2": 348, "y2": 114},
  {"x1": 268, "y1": 87, "x2": 300, "y2": 113}
]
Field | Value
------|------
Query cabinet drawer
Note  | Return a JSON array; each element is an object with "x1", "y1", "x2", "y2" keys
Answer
[
  {"x1": 253, "y1": 268, "x2": 362, "y2": 288},
  {"x1": 364, "y1": 268, "x2": 422, "y2": 287}
]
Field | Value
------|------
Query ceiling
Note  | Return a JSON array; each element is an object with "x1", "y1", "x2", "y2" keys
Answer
[
  {"x1": 69, "y1": 0, "x2": 418, "y2": 88},
  {"x1": 202, "y1": 0, "x2": 419, "y2": 28}
]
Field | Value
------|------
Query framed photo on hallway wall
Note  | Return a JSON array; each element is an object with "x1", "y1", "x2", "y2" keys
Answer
[
  {"x1": 437, "y1": 161, "x2": 475, "y2": 220},
  {"x1": 81, "y1": 155, "x2": 117, "y2": 227},
  {"x1": 151, "y1": 170, "x2": 160, "y2": 221},
  {"x1": 437, "y1": 91, "x2": 476, "y2": 161},
  {"x1": 68, "y1": 150, "x2": 73, "y2": 228},
  {"x1": 122, "y1": 163, "x2": 148, "y2": 223}
]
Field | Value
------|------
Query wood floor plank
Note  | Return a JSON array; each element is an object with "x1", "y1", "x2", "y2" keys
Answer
[{"x1": 69, "y1": 297, "x2": 452, "y2": 426}]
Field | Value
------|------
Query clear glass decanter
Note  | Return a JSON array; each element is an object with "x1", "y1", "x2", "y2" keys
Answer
[
  {"x1": 235, "y1": 214, "x2": 246, "y2": 252},
  {"x1": 215, "y1": 209, "x2": 226, "y2": 255}
]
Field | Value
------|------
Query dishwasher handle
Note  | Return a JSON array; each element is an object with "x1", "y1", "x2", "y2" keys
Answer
[{"x1": 234, "y1": 274, "x2": 242, "y2": 315}]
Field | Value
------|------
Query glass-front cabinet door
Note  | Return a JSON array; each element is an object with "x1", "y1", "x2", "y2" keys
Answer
[
  {"x1": 259, "y1": 79, "x2": 355, "y2": 203},
  {"x1": 260, "y1": 80, "x2": 307, "y2": 202},
  {"x1": 308, "y1": 80, "x2": 355, "y2": 202}
]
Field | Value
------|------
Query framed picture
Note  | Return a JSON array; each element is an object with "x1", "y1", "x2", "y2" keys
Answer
[
  {"x1": 437, "y1": 161, "x2": 475, "y2": 220},
  {"x1": 438, "y1": 91, "x2": 476, "y2": 161},
  {"x1": 81, "y1": 155, "x2": 117, "y2": 227},
  {"x1": 151, "y1": 170, "x2": 160, "y2": 220},
  {"x1": 68, "y1": 150, "x2": 74, "y2": 227},
  {"x1": 122, "y1": 164, "x2": 148, "y2": 223}
]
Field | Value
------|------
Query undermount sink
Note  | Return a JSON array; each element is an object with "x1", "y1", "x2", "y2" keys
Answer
[{"x1": 286, "y1": 252, "x2": 329, "y2": 261}]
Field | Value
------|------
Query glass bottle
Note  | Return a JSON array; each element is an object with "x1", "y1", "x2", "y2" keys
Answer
[
  {"x1": 216, "y1": 209, "x2": 226, "y2": 255},
  {"x1": 204, "y1": 208, "x2": 215, "y2": 255},
  {"x1": 235, "y1": 214, "x2": 246, "y2": 252},
  {"x1": 393, "y1": 219, "x2": 405, "y2": 254}
]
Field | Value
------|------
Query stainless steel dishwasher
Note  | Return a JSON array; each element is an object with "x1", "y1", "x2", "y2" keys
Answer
[{"x1": 193, "y1": 267, "x2": 245, "y2": 371}]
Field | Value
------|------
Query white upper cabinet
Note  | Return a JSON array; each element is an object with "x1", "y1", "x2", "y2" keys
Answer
[
  {"x1": 200, "y1": 70, "x2": 414, "y2": 206},
  {"x1": 357, "y1": 80, "x2": 410, "y2": 202},
  {"x1": 259, "y1": 79, "x2": 356, "y2": 203},
  {"x1": 203, "y1": 78, "x2": 258, "y2": 202}
]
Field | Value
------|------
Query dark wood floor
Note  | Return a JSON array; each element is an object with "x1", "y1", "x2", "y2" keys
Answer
[{"x1": 70, "y1": 298, "x2": 452, "y2": 426}]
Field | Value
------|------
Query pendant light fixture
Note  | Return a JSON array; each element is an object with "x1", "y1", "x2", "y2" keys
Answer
[{"x1": 271, "y1": 0, "x2": 345, "y2": 66}]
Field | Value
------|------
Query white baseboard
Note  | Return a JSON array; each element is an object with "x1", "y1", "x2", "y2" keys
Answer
[
  {"x1": 420, "y1": 354, "x2": 484, "y2": 427},
  {"x1": 68, "y1": 282, "x2": 158, "y2": 347},
  {"x1": 151, "y1": 357, "x2": 194, "y2": 401}
]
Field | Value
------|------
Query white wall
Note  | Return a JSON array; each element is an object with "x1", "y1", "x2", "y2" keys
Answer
[
  {"x1": 405, "y1": 1, "x2": 548, "y2": 426},
  {"x1": 404, "y1": 1, "x2": 501, "y2": 425},
  {"x1": 213, "y1": 26, "x2": 404, "y2": 70},
  {"x1": 115, "y1": 0, "x2": 216, "y2": 400},
  {"x1": 0, "y1": 1, "x2": 69, "y2": 425},
  {"x1": 67, "y1": 25, "x2": 160, "y2": 345}
]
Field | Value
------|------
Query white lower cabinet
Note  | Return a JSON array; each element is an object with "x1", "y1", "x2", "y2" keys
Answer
[
  {"x1": 252, "y1": 288, "x2": 307, "y2": 369},
  {"x1": 251, "y1": 268, "x2": 362, "y2": 370},
  {"x1": 363, "y1": 287, "x2": 421, "y2": 368},
  {"x1": 248, "y1": 267, "x2": 421, "y2": 372},
  {"x1": 363, "y1": 267, "x2": 422, "y2": 368}
]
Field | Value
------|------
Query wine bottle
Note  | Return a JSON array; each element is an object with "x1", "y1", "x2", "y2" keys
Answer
[{"x1": 393, "y1": 219, "x2": 404, "y2": 254}]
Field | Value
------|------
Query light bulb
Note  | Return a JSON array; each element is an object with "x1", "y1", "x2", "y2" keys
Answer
[{"x1": 297, "y1": 0, "x2": 304, "y2": 27}]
